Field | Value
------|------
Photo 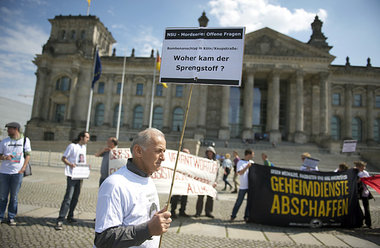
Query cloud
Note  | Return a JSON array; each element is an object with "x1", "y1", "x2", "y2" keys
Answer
[
  {"x1": 126, "y1": 26, "x2": 162, "y2": 57},
  {"x1": 208, "y1": 0, "x2": 327, "y2": 34}
]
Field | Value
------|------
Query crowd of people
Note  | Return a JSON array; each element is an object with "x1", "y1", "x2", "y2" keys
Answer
[{"x1": 0, "y1": 122, "x2": 376, "y2": 247}]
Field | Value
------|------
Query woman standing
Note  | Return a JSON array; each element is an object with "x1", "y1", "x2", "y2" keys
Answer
[{"x1": 222, "y1": 153, "x2": 233, "y2": 191}]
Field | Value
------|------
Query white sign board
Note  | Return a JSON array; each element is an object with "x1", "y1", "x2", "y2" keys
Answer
[
  {"x1": 109, "y1": 148, "x2": 218, "y2": 198},
  {"x1": 65, "y1": 164, "x2": 90, "y2": 180},
  {"x1": 342, "y1": 140, "x2": 357, "y2": 153},
  {"x1": 303, "y1": 157, "x2": 320, "y2": 169},
  {"x1": 160, "y1": 27, "x2": 245, "y2": 86}
]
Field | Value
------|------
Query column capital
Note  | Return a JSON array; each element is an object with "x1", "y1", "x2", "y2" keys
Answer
[
  {"x1": 295, "y1": 70, "x2": 305, "y2": 78},
  {"x1": 319, "y1": 72, "x2": 330, "y2": 81},
  {"x1": 367, "y1": 85, "x2": 376, "y2": 92}
]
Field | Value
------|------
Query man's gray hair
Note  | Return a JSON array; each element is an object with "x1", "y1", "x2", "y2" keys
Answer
[{"x1": 131, "y1": 128, "x2": 165, "y2": 152}]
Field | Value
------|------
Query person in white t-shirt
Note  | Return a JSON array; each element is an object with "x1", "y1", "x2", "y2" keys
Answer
[
  {"x1": 94, "y1": 128, "x2": 171, "y2": 248},
  {"x1": 55, "y1": 131, "x2": 90, "y2": 230},
  {"x1": 230, "y1": 148, "x2": 254, "y2": 222},
  {"x1": 0, "y1": 122, "x2": 31, "y2": 226}
]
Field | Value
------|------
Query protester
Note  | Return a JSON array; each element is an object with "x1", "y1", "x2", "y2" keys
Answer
[
  {"x1": 299, "y1": 152, "x2": 319, "y2": 171},
  {"x1": 55, "y1": 131, "x2": 90, "y2": 230},
  {"x1": 222, "y1": 153, "x2": 233, "y2": 191},
  {"x1": 170, "y1": 148, "x2": 190, "y2": 218},
  {"x1": 95, "y1": 137, "x2": 118, "y2": 186},
  {"x1": 195, "y1": 146, "x2": 218, "y2": 218},
  {"x1": 334, "y1": 162, "x2": 348, "y2": 172},
  {"x1": 94, "y1": 128, "x2": 171, "y2": 247},
  {"x1": 354, "y1": 161, "x2": 373, "y2": 229},
  {"x1": 231, "y1": 151, "x2": 240, "y2": 193},
  {"x1": 261, "y1": 153, "x2": 274, "y2": 167},
  {"x1": 0, "y1": 122, "x2": 31, "y2": 226},
  {"x1": 230, "y1": 149, "x2": 254, "y2": 222}
]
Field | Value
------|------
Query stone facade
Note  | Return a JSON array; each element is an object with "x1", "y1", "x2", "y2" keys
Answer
[{"x1": 26, "y1": 14, "x2": 380, "y2": 147}]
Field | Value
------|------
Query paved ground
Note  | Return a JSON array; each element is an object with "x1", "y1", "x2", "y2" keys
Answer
[{"x1": 1, "y1": 165, "x2": 379, "y2": 248}]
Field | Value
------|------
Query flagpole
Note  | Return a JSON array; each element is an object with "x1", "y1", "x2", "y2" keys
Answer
[
  {"x1": 148, "y1": 51, "x2": 157, "y2": 128},
  {"x1": 116, "y1": 55, "x2": 126, "y2": 139},
  {"x1": 87, "y1": 0, "x2": 90, "y2": 16},
  {"x1": 159, "y1": 83, "x2": 194, "y2": 248},
  {"x1": 86, "y1": 47, "x2": 98, "y2": 132}
]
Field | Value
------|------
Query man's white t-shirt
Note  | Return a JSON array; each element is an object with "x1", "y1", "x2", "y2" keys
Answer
[
  {"x1": 95, "y1": 165, "x2": 160, "y2": 248},
  {"x1": 63, "y1": 143, "x2": 87, "y2": 178},
  {"x1": 0, "y1": 136, "x2": 31, "y2": 174},
  {"x1": 237, "y1": 160, "x2": 252, "y2": 190}
]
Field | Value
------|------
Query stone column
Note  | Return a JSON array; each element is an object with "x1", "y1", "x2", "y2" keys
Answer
[
  {"x1": 242, "y1": 72, "x2": 254, "y2": 139},
  {"x1": 194, "y1": 85, "x2": 208, "y2": 140},
  {"x1": 125, "y1": 76, "x2": 133, "y2": 128},
  {"x1": 218, "y1": 86, "x2": 231, "y2": 139},
  {"x1": 344, "y1": 84, "x2": 353, "y2": 139},
  {"x1": 31, "y1": 68, "x2": 49, "y2": 120},
  {"x1": 287, "y1": 78, "x2": 296, "y2": 141},
  {"x1": 163, "y1": 84, "x2": 173, "y2": 132},
  {"x1": 311, "y1": 81, "x2": 320, "y2": 141},
  {"x1": 319, "y1": 73, "x2": 329, "y2": 139},
  {"x1": 367, "y1": 86, "x2": 375, "y2": 144},
  {"x1": 143, "y1": 77, "x2": 152, "y2": 128},
  {"x1": 269, "y1": 71, "x2": 281, "y2": 143},
  {"x1": 265, "y1": 78, "x2": 272, "y2": 132},
  {"x1": 104, "y1": 75, "x2": 113, "y2": 126},
  {"x1": 294, "y1": 71, "x2": 306, "y2": 144},
  {"x1": 67, "y1": 67, "x2": 79, "y2": 121}
]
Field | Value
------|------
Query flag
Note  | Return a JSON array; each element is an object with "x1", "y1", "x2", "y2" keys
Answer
[
  {"x1": 156, "y1": 52, "x2": 168, "y2": 88},
  {"x1": 92, "y1": 51, "x2": 102, "y2": 88},
  {"x1": 361, "y1": 175, "x2": 380, "y2": 195},
  {"x1": 87, "y1": 0, "x2": 91, "y2": 6}
]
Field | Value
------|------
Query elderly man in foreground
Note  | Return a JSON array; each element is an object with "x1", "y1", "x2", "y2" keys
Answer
[{"x1": 94, "y1": 128, "x2": 172, "y2": 248}]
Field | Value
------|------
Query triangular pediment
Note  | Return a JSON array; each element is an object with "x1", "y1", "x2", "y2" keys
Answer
[{"x1": 244, "y1": 27, "x2": 334, "y2": 60}]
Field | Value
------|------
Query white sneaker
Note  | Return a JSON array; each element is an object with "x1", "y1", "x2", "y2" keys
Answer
[{"x1": 9, "y1": 219, "x2": 16, "y2": 226}]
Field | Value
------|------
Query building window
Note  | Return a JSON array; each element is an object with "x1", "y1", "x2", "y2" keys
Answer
[
  {"x1": 80, "y1": 30, "x2": 86, "y2": 40},
  {"x1": 44, "y1": 132, "x2": 54, "y2": 141},
  {"x1": 133, "y1": 105, "x2": 143, "y2": 129},
  {"x1": 152, "y1": 106, "x2": 164, "y2": 130},
  {"x1": 113, "y1": 105, "x2": 124, "y2": 127},
  {"x1": 54, "y1": 104, "x2": 65, "y2": 123},
  {"x1": 376, "y1": 95, "x2": 380, "y2": 108},
  {"x1": 98, "y1": 82, "x2": 105, "y2": 94},
  {"x1": 95, "y1": 103, "x2": 105, "y2": 126},
  {"x1": 172, "y1": 107, "x2": 184, "y2": 132},
  {"x1": 175, "y1": 85, "x2": 183, "y2": 97},
  {"x1": 70, "y1": 30, "x2": 76, "y2": 40},
  {"x1": 136, "y1": 83, "x2": 143, "y2": 96},
  {"x1": 331, "y1": 116, "x2": 341, "y2": 141},
  {"x1": 60, "y1": 30, "x2": 66, "y2": 40},
  {"x1": 352, "y1": 117, "x2": 362, "y2": 141},
  {"x1": 56, "y1": 77, "x2": 71, "y2": 91},
  {"x1": 332, "y1": 93, "x2": 341, "y2": 106},
  {"x1": 374, "y1": 118, "x2": 380, "y2": 142},
  {"x1": 353, "y1": 94, "x2": 362, "y2": 107},
  {"x1": 116, "y1": 82, "x2": 122, "y2": 95},
  {"x1": 156, "y1": 84, "x2": 163, "y2": 96}
]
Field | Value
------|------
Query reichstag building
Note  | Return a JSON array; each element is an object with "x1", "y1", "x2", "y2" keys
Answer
[{"x1": 26, "y1": 12, "x2": 380, "y2": 148}]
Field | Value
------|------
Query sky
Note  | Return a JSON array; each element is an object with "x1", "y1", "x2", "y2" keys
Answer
[{"x1": 0, "y1": 0, "x2": 379, "y2": 106}]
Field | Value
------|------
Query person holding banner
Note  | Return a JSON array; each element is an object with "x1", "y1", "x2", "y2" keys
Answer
[
  {"x1": 55, "y1": 131, "x2": 90, "y2": 231},
  {"x1": 355, "y1": 161, "x2": 373, "y2": 229},
  {"x1": 230, "y1": 149, "x2": 254, "y2": 222},
  {"x1": 195, "y1": 146, "x2": 218, "y2": 218},
  {"x1": 94, "y1": 128, "x2": 171, "y2": 248},
  {"x1": 95, "y1": 137, "x2": 118, "y2": 186}
]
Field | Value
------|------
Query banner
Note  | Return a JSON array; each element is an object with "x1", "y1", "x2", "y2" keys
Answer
[
  {"x1": 109, "y1": 148, "x2": 218, "y2": 197},
  {"x1": 248, "y1": 165, "x2": 363, "y2": 227},
  {"x1": 160, "y1": 27, "x2": 245, "y2": 86}
]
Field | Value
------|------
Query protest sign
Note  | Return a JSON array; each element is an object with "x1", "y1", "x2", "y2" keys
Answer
[
  {"x1": 108, "y1": 148, "x2": 218, "y2": 197},
  {"x1": 160, "y1": 27, "x2": 245, "y2": 86},
  {"x1": 248, "y1": 164, "x2": 363, "y2": 228},
  {"x1": 303, "y1": 157, "x2": 320, "y2": 169},
  {"x1": 65, "y1": 164, "x2": 90, "y2": 179},
  {"x1": 342, "y1": 140, "x2": 357, "y2": 153}
]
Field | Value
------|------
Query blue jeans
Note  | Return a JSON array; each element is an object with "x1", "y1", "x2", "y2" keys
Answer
[
  {"x1": 0, "y1": 173, "x2": 23, "y2": 220},
  {"x1": 231, "y1": 189, "x2": 249, "y2": 219},
  {"x1": 57, "y1": 177, "x2": 83, "y2": 221}
]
